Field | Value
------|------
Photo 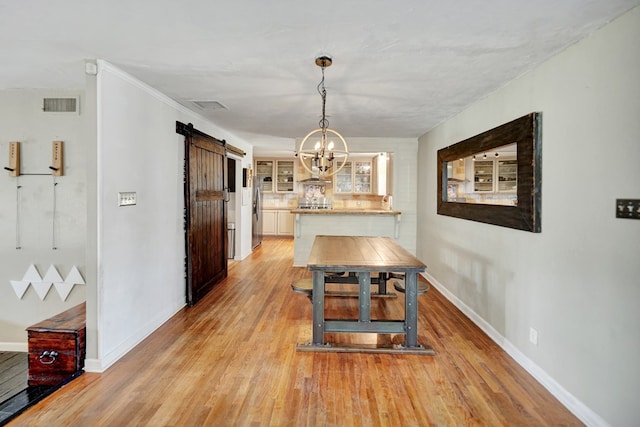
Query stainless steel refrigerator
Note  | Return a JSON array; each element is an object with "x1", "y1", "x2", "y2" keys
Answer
[{"x1": 251, "y1": 176, "x2": 263, "y2": 249}]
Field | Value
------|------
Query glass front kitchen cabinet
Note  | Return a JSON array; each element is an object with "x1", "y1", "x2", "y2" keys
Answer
[
  {"x1": 334, "y1": 161, "x2": 353, "y2": 193},
  {"x1": 255, "y1": 160, "x2": 274, "y2": 192},
  {"x1": 334, "y1": 161, "x2": 372, "y2": 194},
  {"x1": 354, "y1": 161, "x2": 372, "y2": 193},
  {"x1": 276, "y1": 160, "x2": 295, "y2": 192},
  {"x1": 255, "y1": 159, "x2": 295, "y2": 193}
]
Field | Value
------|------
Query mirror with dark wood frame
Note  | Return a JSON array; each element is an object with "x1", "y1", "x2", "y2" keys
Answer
[{"x1": 436, "y1": 112, "x2": 542, "y2": 232}]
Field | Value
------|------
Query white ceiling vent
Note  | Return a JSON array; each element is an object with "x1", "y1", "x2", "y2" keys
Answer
[
  {"x1": 192, "y1": 100, "x2": 228, "y2": 111},
  {"x1": 43, "y1": 97, "x2": 78, "y2": 113}
]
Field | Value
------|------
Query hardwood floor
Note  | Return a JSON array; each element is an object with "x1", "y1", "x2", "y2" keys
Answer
[
  {"x1": 0, "y1": 352, "x2": 27, "y2": 404},
  {"x1": 7, "y1": 238, "x2": 582, "y2": 426}
]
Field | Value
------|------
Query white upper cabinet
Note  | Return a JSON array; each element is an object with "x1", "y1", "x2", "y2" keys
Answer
[
  {"x1": 334, "y1": 160, "x2": 372, "y2": 194},
  {"x1": 255, "y1": 159, "x2": 296, "y2": 193}
]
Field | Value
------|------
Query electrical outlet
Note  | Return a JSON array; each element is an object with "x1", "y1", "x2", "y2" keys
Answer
[
  {"x1": 616, "y1": 199, "x2": 640, "y2": 219},
  {"x1": 118, "y1": 192, "x2": 137, "y2": 206},
  {"x1": 529, "y1": 327, "x2": 539, "y2": 346}
]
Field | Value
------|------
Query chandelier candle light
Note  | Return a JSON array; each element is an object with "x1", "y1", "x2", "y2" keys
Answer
[{"x1": 298, "y1": 56, "x2": 349, "y2": 177}]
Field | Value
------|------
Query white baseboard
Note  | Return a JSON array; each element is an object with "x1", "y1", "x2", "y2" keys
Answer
[
  {"x1": 84, "y1": 302, "x2": 186, "y2": 373},
  {"x1": 0, "y1": 342, "x2": 28, "y2": 352},
  {"x1": 422, "y1": 272, "x2": 610, "y2": 427},
  {"x1": 84, "y1": 358, "x2": 103, "y2": 373}
]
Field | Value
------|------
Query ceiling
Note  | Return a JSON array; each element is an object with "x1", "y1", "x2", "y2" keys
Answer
[{"x1": 1, "y1": 1, "x2": 638, "y2": 156}]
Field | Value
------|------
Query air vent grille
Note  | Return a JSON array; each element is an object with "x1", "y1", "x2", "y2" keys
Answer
[
  {"x1": 192, "y1": 100, "x2": 227, "y2": 111},
  {"x1": 43, "y1": 98, "x2": 77, "y2": 113}
]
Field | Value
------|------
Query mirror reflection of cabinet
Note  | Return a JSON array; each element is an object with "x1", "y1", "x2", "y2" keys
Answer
[
  {"x1": 472, "y1": 157, "x2": 516, "y2": 193},
  {"x1": 447, "y1": 159, "x2": 465, "y2": 181},
  {"x1": 473, "y1": 160, "x2": 494, "y2": 192},
  {"x1": 497, "y1": 159, "x2": 517, "y2": 192}
]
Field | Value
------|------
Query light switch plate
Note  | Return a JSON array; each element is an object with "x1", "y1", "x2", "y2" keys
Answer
[
  {"x1": 616, "y1": 199, "x2": 640, "y2": 219},
  {"x1": 118, "y1": 192, "x2": 137, "y2": 206}
]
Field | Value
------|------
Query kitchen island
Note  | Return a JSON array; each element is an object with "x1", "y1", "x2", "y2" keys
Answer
[{"x1": 291, "y1": 208, "x2": 402, "y2": 266}]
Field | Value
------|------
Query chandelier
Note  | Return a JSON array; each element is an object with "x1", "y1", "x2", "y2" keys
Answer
[{"x1": 298, "y1": 56, "x2": 349, "y2": 177}]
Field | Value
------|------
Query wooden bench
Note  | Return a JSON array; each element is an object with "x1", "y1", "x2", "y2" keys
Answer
[
  {"x1": 26, "y1": 302, "x2": 86, "y2": 386},
  {"x1": 291, "y1": 272, "x2": 402, "y2": 301}
]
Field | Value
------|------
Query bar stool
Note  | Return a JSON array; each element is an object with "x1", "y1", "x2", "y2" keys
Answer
[
  {"x1": 390, "y1": 274, "x2": 430, "y2": 295},
  {"x1": 291, "y1": 278, "x2": 313, "y2": 301}
]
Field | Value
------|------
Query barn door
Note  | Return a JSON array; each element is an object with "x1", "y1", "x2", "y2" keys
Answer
[{"x1": 177, "y1": 122, "x2": 228, "y2": 306}]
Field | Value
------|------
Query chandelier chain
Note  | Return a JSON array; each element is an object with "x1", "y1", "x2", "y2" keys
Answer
[{"x1": 317, "y1": 66, "x2": 329, "y2": 133}]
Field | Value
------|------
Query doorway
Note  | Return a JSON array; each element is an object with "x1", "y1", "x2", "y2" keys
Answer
[{"x1": 226, "y1": 156, "x2": 241, "y2": 261}]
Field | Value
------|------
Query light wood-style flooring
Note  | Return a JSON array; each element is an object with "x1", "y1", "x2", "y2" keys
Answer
[{"x1": 8, "y1": 238, "x2": 582, "y2": 426}]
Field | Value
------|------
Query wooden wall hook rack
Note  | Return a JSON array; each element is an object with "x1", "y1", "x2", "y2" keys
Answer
[
  {"x1": 6, "y1": 141, "x2": 20, "y2": 176},
  {"x1": 51, "y1": 141, "x2": 63, "y2": 176}
]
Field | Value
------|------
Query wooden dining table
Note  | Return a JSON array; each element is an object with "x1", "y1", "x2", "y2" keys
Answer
[{"x1": 297, "y1": 235, "x2": 434, "y2": 354}]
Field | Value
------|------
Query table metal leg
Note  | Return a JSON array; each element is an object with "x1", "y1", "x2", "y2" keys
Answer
[
  {"x1": 358, "y1": 272, "x2": 371, "y2": 322},
  {"x1": 404, "y1": 272, "x2": 419, "y2": 348},
  {"x1": 377, "y1": 272, "x2": 388, "y2": 295},
  {"x1": 312, "y1": 270, "x2": 325, "y2": 345}
]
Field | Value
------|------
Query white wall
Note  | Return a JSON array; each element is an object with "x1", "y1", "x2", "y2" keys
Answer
[
  {"x1": 0, "y1": 89, "x2": 86, "y2": 350},
  {"x1": 88, "y1": 61, "x2": 253, "y2": 371},
  {"x1": 417, "y1": 7, "x2": 640, "y2": 427}
]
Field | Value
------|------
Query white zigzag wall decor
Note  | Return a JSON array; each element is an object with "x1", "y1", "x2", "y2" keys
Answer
[{"x1": 9, "y1": 264, "x2": 85, "y2": 301}]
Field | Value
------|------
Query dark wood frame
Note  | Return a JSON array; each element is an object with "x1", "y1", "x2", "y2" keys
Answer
[{"x1": 436, "y1": 113, "x2": 542, "y2": 232}]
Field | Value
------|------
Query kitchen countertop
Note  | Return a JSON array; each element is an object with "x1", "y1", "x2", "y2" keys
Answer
[
  {"x1": 290, "y1": 209, "x2": 401, "y2": 215},
  {"x1": 262, "y1": 206, "x2": 296, "y2": 210}
]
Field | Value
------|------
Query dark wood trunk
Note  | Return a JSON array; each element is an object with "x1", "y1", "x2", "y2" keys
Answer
[{"x1": 26, "y1": 303, "x2": 86, "y2": 386}]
